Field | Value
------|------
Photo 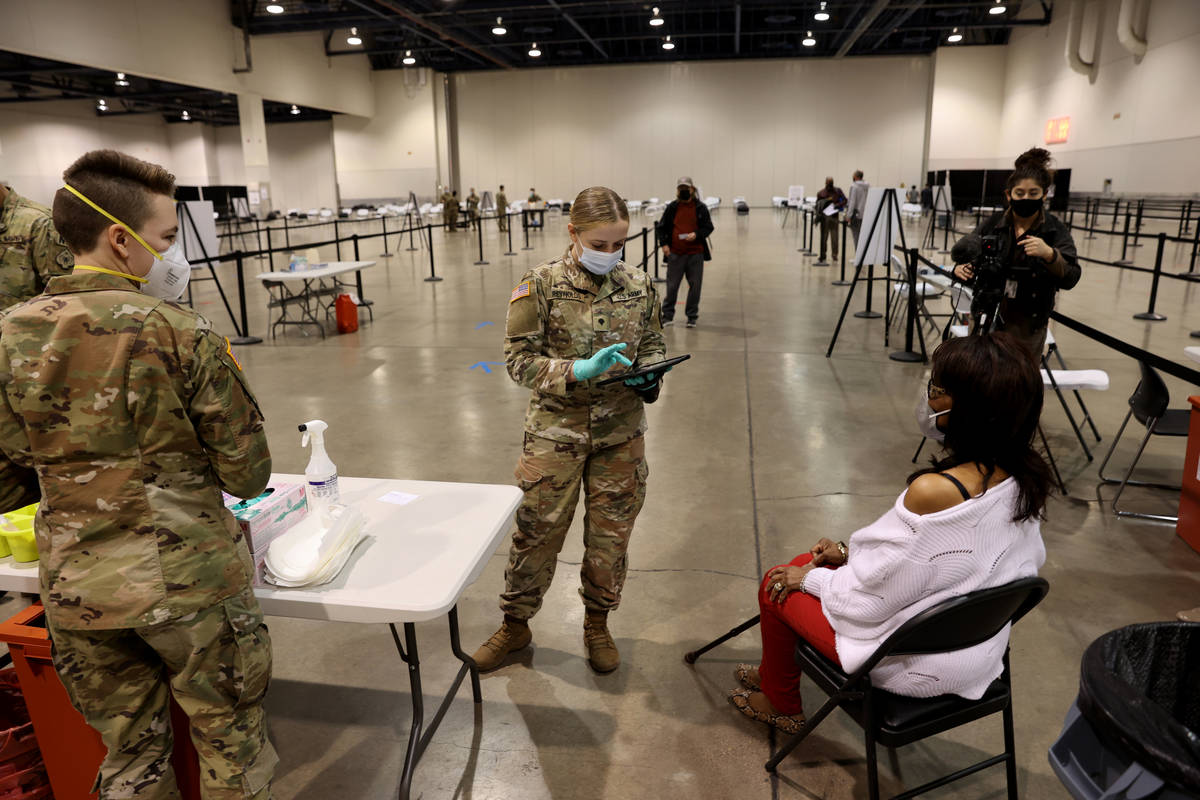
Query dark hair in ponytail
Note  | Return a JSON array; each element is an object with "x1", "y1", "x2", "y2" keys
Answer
[
  {"x1": 908, "y1": 332, "x2": 1053, "y2": 522},
  {"x1": 1006, "y1": 147, "x2": 1054, "y2": 192}
]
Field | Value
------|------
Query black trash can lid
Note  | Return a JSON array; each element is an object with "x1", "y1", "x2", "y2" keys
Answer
[{"x1": 1079, "y1": 621, "x2": 1200, "y2": 793}]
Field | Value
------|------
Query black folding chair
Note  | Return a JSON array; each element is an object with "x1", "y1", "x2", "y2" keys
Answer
[
  {"x1": 1097, "y1": 360, "x2": 1190, "y2": 522},
  {"x1": 686, "y1": 577, "x2": 1049, "y2": 800}
]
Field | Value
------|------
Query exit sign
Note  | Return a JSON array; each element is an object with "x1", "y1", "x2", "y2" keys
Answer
[{"x1": 1045, "y1": 116, "x2": 1071, "y2": 144}]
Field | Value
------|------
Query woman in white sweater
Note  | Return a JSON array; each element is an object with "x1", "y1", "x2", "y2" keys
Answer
[{"x1": 730, "y1": 332, "x2": 1051, "y2": 733}]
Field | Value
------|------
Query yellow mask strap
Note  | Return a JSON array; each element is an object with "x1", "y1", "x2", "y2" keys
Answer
[
  {"x1": 74, "y1": 265, "x2": 148, "y2": 284},
  {"x1": 62, "y1": 183, "x2": 161, "y2": 259}
]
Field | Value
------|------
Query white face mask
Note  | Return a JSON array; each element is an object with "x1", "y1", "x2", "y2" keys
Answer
[
  {"x1": 576, "y1": 244, "x2": 623, "y2": 276},
  {"x1": 142, "y1": 239, "x2": 191, "y2": 301},
  {"x1": 914, "y1": 381, "x2": 949, "y2": 442}
]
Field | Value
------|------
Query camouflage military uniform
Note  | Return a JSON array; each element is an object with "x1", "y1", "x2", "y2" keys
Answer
[
  {"x1": 496, "y1": 191, "x2": 509, "y2": 232},
  {"x1": 441, "y1": 191, "x2": 459, "y2": 230},
  {"x1": 501, "y1": 247, "x2": 666, "y2": 619},
  {"x1": 0, "y1": 185, "x2": 74, "y2": 513},
  {"x1": 0, "y1": 270, "x2": 276, "y2": 799},
  {"x1": 466, "y1": 192, "x2": 480, "y2": 230}
]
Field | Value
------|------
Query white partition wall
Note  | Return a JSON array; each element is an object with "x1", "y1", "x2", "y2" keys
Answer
[{"x1": 452, "y1": 56, "x2": 931, "y2": 205}]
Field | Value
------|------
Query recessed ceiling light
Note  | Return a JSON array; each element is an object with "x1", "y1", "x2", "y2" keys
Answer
[
  {"x1": 947, "y1": 27, "x2": 963, "y2": 43},
  {"x1": 290, "y1": 104, "x2": 300, "y2": 115},
  {"x1": 802, "y1": 31, "x2": 816, "y2": 47},
  {"x1": 347, "y1": 27, "x2": 362, "y2": 46},
  {"x1": 265, "y1": 3, "x2": 284, "y2": 13},
  {"x1": 814, "y1": 2, "x2": 830, "y2": 22},
  {"x1": 661, "y1": 35, "x2": 674, "y2": 50},
  {"x1": 181, "y1": 110, "x2": 191, "y2": 121},
  {"x1": 115, "y1": 72, "x2": 130, "y2": 87},
  {"x1": 989, "y1": 1, "x2": 1006, "y2": 14},
  {"x1": 402, "y1": 50, "x2": 416, "y2": 65},
  {"x1": 528, "y1": 42, "x2": 542, "y2": 57},
  {"x1": 492, "y1": 16, "x2": 506, "y2": 35},
  {"x1": 650, "y1": 7, "x2": 665, "y2": 27}
]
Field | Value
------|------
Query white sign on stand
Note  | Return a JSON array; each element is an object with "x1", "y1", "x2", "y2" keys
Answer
[
  {"x1": 787, "y1": 185, "x2": 806, "y2": 207},
  {"x1": 853, "y1": 187, "x2": 902, "y2": 268},
  {"x1": 934, "y1": 182, "x2": 953, "y2": 213},
  {"x1": 178, "y1": 201, "x2": 220, "y2": 264}
]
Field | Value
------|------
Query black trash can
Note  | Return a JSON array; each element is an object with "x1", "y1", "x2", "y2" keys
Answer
[{"x1": 1050, "y1": 622, "x2": 1200, "y2": 799}]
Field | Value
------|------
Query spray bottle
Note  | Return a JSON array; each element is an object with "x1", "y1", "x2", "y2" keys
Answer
[{"x1": 299, "y1": 420, "x2": 339, "y2": 510}]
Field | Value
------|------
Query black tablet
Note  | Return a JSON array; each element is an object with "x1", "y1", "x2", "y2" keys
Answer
[{"x1": 596, "y1": 354, "x2": 691, "y2": 386}]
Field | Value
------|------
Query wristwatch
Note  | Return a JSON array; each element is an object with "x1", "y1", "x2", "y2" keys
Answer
[{"x1": 836, "y1": 541, "x2": 848, "y2": 562}]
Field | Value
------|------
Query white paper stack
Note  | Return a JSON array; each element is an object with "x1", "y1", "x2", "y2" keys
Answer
[{"x1": 264, "y1": 504, "x2": 367, "y2": 588}]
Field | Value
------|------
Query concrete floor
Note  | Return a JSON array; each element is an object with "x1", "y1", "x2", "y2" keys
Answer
[{"x1": 9, "y1": 205, "x2": 1200, "y2": 798}]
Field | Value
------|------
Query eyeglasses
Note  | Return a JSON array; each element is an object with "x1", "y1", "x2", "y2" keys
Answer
[{"x1": 927, "y1": 379, "x2": 947, "y2": 399}]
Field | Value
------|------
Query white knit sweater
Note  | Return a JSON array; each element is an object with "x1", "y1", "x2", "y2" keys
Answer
[{"x1": 802, "y1": 477, "x2": 1045, "y2": 699}]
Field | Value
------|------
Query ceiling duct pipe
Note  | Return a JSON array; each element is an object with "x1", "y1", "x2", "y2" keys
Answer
[
  {"x1": 1065, "y1": 0, "x2": 1101, "y2": 82},
  {"x1": 1117, "y1": 0, "x2": 1149, "y2": 59}
]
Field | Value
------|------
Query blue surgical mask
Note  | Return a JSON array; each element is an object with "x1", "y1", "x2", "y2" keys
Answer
[{"x1": 577, "y1": 244, "x2": 622, "y2": 276}]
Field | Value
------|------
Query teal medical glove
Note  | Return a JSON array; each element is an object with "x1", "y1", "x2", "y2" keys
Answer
[
  {"x1": 573, "y1": 343, "x2": 633, "y2": 381},
  {"x1": 624, "y1": 364, "x2": 674, "y2": 388}
]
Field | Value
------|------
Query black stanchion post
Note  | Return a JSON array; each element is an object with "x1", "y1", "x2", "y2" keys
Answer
[
  {"x1": 230, "y1": 252, "x2": 263, "y2": 346},
  {"x1": 939, "y1": 209, "x2": 951, "y2": 254},
  {"x1": 889, "y1": 247, "x2": 923, "y2": 362},
  {"x1": 254, "y1": 220, "x2": 266, "y2": 260},
  {"x1": 1116, "y1": 212, "x2": 1134, "y2": 265},
  {"x1": 521, "y1": 212, "x2": 533, "y2": 251},
  {"x1": 352, "y1": 234, "x2": 373, "y2": 308},
  {"x1": 1130, "y1": 199, "x2": 1145, "y2": 248},
  {"x1": 855, "y1": 264, "x2": 881, "y2": 319},
  {"x1": 653, "y1": 236, "x2": 665, "y2": 284},
  {"x1": 379, "y1": 216, "x2": 392, "y2": 258},
  {"x1": 334, "y1": 219, "x2": 342, "y2": 260},
  {"x1": 283, "y1": 217, "x2": 291, "y2": 251},
  {"x1": 1111, "y1": 198, "x2": 1119, "y2": 232},
  {"x1": 1133, "y1": 233, "x2": 1168, "y2": 321},
  {"x1": 504, "y1": 213, "x2": 516, "y2": 256},
  {"x1": 641, "y1": 226, "x2": 648, "y2": 273},
  {"x1": 832, "y1": 230, "x2": 851, "y2": 286},
  {"x1": 1084, "y1": 198, "x2": 1097, "y2": 239},
  {"x1": 474, "y1": 216, "x2": 489, "y2": 265},
  {"x1": 1190, "y1": 214, "x2": 1200, "y2": 274},
  {"x1": 406, "y1": 212, "x2": 418, "y2": 251},
  {"x1": 423, "y1": 224, "x2": 442, "y2": 282},
  {"x1": 265, "y1": 227, "x2": 275, "y2": 272},
  {"x1": 1183, "y1": 200, "x2": 1193, "y2": 236}
]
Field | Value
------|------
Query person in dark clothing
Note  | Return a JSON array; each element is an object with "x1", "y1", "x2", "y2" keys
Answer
[
  {"x1": 921, "y1": 184, "x2": 934, "y2": 216},
  {"x1": 815, "y1": 177, "x2": 847, "y2": 263},
  {"x1": 952, "y1": 148, "x2": 1080, "y2": 358},
  {"x1": 657, "y1": 177, "x2": 714, "y2": 328}
]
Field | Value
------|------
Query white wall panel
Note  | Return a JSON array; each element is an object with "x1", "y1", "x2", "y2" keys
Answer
[{"x1": 266, "y1": 120, "x2": 337, "y2": 212}]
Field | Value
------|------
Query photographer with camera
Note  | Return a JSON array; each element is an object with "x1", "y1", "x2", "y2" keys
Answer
[{"x1": 952, "y1": 148, "x2": 1080, "y2": 358}]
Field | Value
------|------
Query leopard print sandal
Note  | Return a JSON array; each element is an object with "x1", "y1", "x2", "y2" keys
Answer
[
  {"x1": 728, "y1": 689, "x2": 806, "y2": 735},
  {"x1": 734, "y1": 663, "x2": 762, "y2": 691}
]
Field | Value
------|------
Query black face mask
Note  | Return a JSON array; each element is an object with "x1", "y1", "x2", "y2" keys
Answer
[
  {"x1": 678, "y1": 188, "x2": 691, "y2": 200},
  {"x1": 1010, "y1": 197, "x2": 1043, "y2": 218}
]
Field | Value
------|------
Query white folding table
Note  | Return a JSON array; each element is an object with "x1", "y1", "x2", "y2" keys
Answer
[
  {"x1": 0, "y1": 474, "x2": 522, "y2": 800},
  {"x1": 256, "y1": 261, "x2": 376, "y2": 339}
]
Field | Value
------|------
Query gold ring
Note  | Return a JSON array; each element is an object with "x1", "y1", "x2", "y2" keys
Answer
[{"x1": 773, "y1": 582, "x2": 783, "y2": 592}]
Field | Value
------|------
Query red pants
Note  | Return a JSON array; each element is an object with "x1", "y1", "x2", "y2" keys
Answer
[{"x1": 758, "y1": 553, "x2": 841, "y2": 716}]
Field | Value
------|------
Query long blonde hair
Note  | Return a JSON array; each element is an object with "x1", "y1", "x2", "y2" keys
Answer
[{"x1": 569, "y1": 187, "x2": 629, "y2": 232}]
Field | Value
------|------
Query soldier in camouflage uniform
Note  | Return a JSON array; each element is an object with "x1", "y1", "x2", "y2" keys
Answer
[
  {"x1": 0, "y1": 150, "x2": 275, "y2": 799},
  {"x1": 441, "y1": 188, "x2": 459, "y2": 231},
  {"x1": 496, "y1": 186, "x2": 509, "y2": 232},
  {"x1": 466, "y1": 188, "x2": 480, "y2": 231},
  {"x1": 0, "y1": 183, "x2": 75, "y2": 513},
  {"x1": 472, "y1": 186, "x2": 667, "y2": 674}
]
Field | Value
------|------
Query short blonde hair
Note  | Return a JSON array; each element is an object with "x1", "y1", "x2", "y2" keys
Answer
[{"x1": 569, "y1": 186, "x2": 628, "y2": 232}]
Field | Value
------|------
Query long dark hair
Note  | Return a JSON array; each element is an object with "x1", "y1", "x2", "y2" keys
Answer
[
  {"x1": 908, "y1": 332, "x2": 1052, "y2": 521},
  {"x1": 1006, "y1": 147, "x2": 1054, "y2": 193}
]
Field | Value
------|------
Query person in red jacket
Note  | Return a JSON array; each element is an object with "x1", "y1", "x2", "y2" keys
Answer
[{"x1": 656, "y1": 177, "x2": 714, "y2": 328}]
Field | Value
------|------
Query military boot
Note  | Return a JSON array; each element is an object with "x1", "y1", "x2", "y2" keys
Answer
[
  {"x1": 471, "y1": 616, "x2": 532, "y2": 672},
  {"x1": 584, "y1": 610, "x2": 620, "y2": 673}
]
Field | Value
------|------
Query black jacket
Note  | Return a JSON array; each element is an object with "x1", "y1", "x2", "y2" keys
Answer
[
  {"x1": 656, "y1": 200, "x2": 715, "y2": 261},
  {"x1": 958, "y1": 210, "x2": 1081, "y2": 329}
]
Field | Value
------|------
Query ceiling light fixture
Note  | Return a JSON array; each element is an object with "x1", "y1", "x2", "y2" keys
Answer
[
  {"x1": 802, "y1": 31, "x2": 816, "y2": 47},
  {"x1": 265, "y1": 3, "x2": 284, "y2": 13},
  {"x1": 492, "y1": 17, "x2": 507, "y2": 35},
  {"x1": 181, "y1": 110, "x2": 191, "y2": 121},
  {"x1": 528, "y1": 42, "x2": 541, "y2": 57},
  {"x1": 347, "y1": 27, "x2": 362, "y2": 46},
  {"x1": 290, "y1": 104, "x2": 300, "y2": 115},
  {"x1": 403, "y1": 49, "x2": 416, "y2": 65},
  {"x1": 649, "y1": 7, "x2": 665, "y2": 27},
  {"x1": 947, "y1": 27, "x2": 963, "y2": 43},
  {"x1": 989, "y1": 1, "x2": 1006, "y2": 14},
  {"x1": 661, "y1": 35, "x2": 675, "y2": 50},
  {"x1": 114, "y1": 72, "x2": 130, "y2": 87},
  {"x1": 814, "y1": 2, "x2": 830, "y2": 22}
]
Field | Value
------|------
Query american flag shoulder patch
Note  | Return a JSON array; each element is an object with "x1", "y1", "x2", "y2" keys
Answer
[
  {"x1": 225, "y1": 337, "x2": 243, "y2": 371},
  {"x1": 510, "y1": 282, "x2": 532, "y2": 303}
]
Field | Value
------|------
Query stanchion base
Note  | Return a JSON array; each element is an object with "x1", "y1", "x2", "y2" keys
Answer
[
  {"x1": 521, "y1": 247, "x2": 534, "y2": 251},
  {"x1": 474, "y1": 260, "x2": 490, "y2": 265},
  {"x1": 378, "y1": 252, "x2": 394, "y2": 258},
  {"x1": 1129, "y1": 243, "x2": 1145, "y2": 248},
  {"x1": 813, "y1": 260, "x2": 830, "y2": 267},
  {"x1": 230, "y1": 336, "x2": 263, "y2": 346},
  {"x1": 504, "y1": 251, "x2": 517, "y2": 256},
  {"x1": 831, "y1": 280, "x2": 852, "y2": 286},
  {"x1": 854, "y1": 311, "x2": 883, "y2": 319},
  {"x1": 424, "y1": 276, "x2": 444, "y2": 283},
  {"x1": 937, "y1": 249, "x2": 951, "y2": 254},
  {"x1": 405, "y1": 247, "x2": 420, "y2": 252},
  {"x1": 1133, "y1": 312, "x2": 1167, "y2": 321},
  {"x1": 799, "y1": 249, "x2": 814, "y2": 256},
  {"x1": 889, "y1": 350, "x2": 924, "y2": 363}
]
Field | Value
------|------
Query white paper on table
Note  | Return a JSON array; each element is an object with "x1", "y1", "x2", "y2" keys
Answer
[
  {"x1": 822, "y1": 205, "x2": 839, "y2": 217},
  {"x1": 379, "y1": 491, "x2": 419, "y2": 506}
]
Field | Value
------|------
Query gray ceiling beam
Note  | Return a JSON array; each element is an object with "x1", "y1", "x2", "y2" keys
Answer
[
  {"x1": 835, "y1": 0, "x2": 892, "y2": 58},
  {"x1": 545, "y1": 0, "x2": 608, "y2": 59}
]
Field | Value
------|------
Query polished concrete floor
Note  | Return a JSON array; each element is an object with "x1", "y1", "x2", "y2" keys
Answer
[{"x1": 9, "y1": 204, "x2": 1200, "y2": 799}]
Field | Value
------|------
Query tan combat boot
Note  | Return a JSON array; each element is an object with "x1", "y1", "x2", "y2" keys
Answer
[
  {"x1": 584, "y1": 610, "x2": 620, "y2": 673},
  {"x1": 471, "y1": 616, "x2": 532, "y2": 672}
]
